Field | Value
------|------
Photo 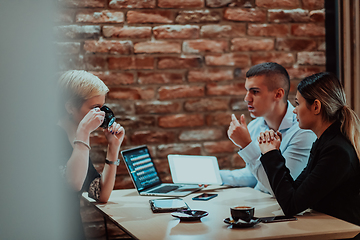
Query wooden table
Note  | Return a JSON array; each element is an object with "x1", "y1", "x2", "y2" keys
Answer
[{"x1": 83, "y1": 186, "x2": 360, "y2": 240}]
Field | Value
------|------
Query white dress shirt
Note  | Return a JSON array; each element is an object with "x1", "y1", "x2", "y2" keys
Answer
[{"x1": 220, "y1": 101, "x2": 317, "y2": 195}]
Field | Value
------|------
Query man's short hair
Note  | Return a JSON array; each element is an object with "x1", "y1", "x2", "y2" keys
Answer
[{"x1": 246, "y1": 62, "x2": 290, "y2": 101}]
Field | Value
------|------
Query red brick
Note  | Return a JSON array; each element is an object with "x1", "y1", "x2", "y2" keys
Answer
[
  {"x1": 130, "y1": 130, "x2": 176, "y2": 145},
  {"x1": 55, "y1": 25, "x2": 101, "y2": 39},
  {"x1": 158, "y1": 114, "x2": 204, "y2": 128},
  {"x1": 286, "y1": 66, "x2": 324, "y2": 79},
  {"x1": 103, "y1": 26, "x2": 151, "y2": 38},
  {"x1": 206, "y1": 0, "x2": 233, "y2": 8},
  {"x1": 90, "y1": 148, "x2": 106, "y2": 165},
  {"x1": 127, "y1": 10, "x2": 173, "y2": 24},
  {"x1": 55, "y1": 42, "x2": 81, "y2": 55},
  {"x1": 184, "y1": 40, "x2": 228, "y2": 53},
  {"x1": 206, "y1": 112, "x2": 232, "y2": 126},
  {"x1": 268, "y1": 9, "x2": 309, "y2": 23},
  {"x1": 83, "y1": 40, "x2": 132, "y2": 54},
  {"x1": 310, "y1": 9, "x2": 325, "y2": 22},
  {"x1": 297, "y1": 52, "x2": 326, "y2": 65},
  {"x1": 188, "y1": 69, "x2": 233, "y2": 82},
  {"x1": 205, "y1": 53, "x2": 249, "y2": 67},
  {"x1": 291, "y1": 23, "x2": 325, "y2": 36},
  {"x1": 184, "y1": 98, "x2": 229, "y2": 111},
  {"x1": 301, "y1": 0, "x2": 324, "y2": 10},
  {"x1": 108, "y1": 56, "x2": 154, "y2": 70},
  {"x1": 108, "y1": 0, "x2": 156, "y2": 8},
  {"x1": 251, "y1": 52, "x2": 295, "y2": 66},
  {"x1": 289, "y1": 81, "x2": 299, "y2": 93},
  {"x1": 58, "y1": 0, "x2": 105, "y2": 7},
  {"x1": 58, "y1": 55, "x2": 85, "y2": 71},
  {"x1": 135, "y1": 101, "x2": 181, "y2": 114},
  {"x1": 104, "y1": 102, "x2": 133, "y2": 116},
  {"x1": 255, "y1": 0, "x2": 299, "y2": 8},
  {"x1": 207, "y1": 82, "x2": 246, "y2": 96},
  {"x1": 318, "y1": 41, "x2": 326, "y2": 51},
  {"x1": 91, "y1": 72, "x2": 134, "y2": 86},
  {"x1": 224, "y1": 8, "x2": 266, "y2": 22},
  {"x1": 231, "y1": 38, "x2": 274, "y2": 51},
  {"x1": 90, "y1": 131, "x2": 108, "y2": 146},
  {"x1": 117, "y1": 116, "x2": 156, "y2": 129},
  {"x1": 138, "y1": 72, "x2": 183, "y2": 84},
  {"x1": 248, "y1": 24, "x2": 289, "y2": 37},
  {"x1": 276, "y1": 38, "x2": 317, "y2": 51},
  {"x1": 179, "y1": 128, "x2": 223, "y2": 141},
  {"x1": 175, "y1": 10, "x2": 221, "y2": 23},
  {"x1": 156, "y1": 143, "x2": 202, "y2": 157},
  {"x1": 200, "y1": 24, "x2": 246, "y2": 38},
  {"x1": 204, "y1": 140, "x2": 238, "y2": 154},
  {"x1": 85, "y1": 55, "x2": 106, "y2": 70},
  {"x1": 158, "y1": 0, "x2": 204, "y2": 8},
  {"x1": 134, "y1": 41, "x2": 181, "y2": 54},
  {"x1": 158, "y1": 56, "x2": 202, "y2": 69},
  {"x1": 232, "y1": 154, "x2": 246, "y2": 168},
  {"x1": 76, "y1": 10, "x2": 124, "y2": 23},
  {"x1": 153, "y1": 25, "x2": 199, "y2": 39},
  {"x1": 234, "y1": 67, "x2": 250, "y2": 79},
  {"x1": 158, "y1": 85, "x2": 204, "y2": 100},
  {"x1": 228, "y1": 1, "x2": 256, "y2": 7},
  {"x1": 55, "y1": 9, "x2": 75, "y2": 23},
  {"x1": 108, "y1": 87, "x2": 155, "y2": 100},
  {"x1": 230, "y1": 98, "x2": 248, "y2": 111},
  {"x1": 217, "y1": 155, "x2": 232, "y2": 169}
]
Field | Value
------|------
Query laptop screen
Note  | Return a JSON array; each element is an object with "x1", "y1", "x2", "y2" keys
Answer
[
  {"x1": 121, "y1": 146, "x2": 162, "y2": 191},
  {"x1": 168, "y1": 155, "x2": 223, "y2": 184}
]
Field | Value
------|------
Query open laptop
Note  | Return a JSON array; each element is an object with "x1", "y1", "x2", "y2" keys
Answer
[
  {"x1": 168, "y1": 154, "x2": 222, "y2": 185},
  {"x1": 121, "y1": 145, "x2": 202, "y2": 197}
]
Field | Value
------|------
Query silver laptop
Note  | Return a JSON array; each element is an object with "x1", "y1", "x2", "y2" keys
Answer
[
  {"x1": 121, "y1": 145, "x2": 202, "y2": 197},
  {"x1": 168, "y1": 154, "x2": 223, "y2": 185}
]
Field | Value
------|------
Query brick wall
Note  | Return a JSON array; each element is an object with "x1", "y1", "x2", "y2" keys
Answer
[{"x1": 55, "y1": 0, "x2": 326, "y2": 189}]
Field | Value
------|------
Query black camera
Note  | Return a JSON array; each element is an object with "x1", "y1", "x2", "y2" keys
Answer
[{"x1": 100, "y1": 105, "x2": 116, "y2": 129}]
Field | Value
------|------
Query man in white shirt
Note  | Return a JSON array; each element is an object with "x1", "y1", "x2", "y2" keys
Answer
[{"x1": 222, "y1": 62, "x2": 316, "y2": 195}]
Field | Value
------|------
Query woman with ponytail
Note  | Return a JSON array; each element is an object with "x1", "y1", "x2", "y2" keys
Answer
[{"x1": 257, "y1": 72, "x2": 360, "y2": 234}]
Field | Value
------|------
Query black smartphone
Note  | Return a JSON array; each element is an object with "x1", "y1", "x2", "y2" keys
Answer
[
  {"x1": 192, "y1": 193, "x2": 218, "y2": 201},
  {"x1": 259, "y1": 215, "x2": 297, "y2": 223}
]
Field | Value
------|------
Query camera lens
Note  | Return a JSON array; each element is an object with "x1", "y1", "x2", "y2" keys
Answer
[{"x1": 100, "y1": 105, "x2": 116, "y2": 129}]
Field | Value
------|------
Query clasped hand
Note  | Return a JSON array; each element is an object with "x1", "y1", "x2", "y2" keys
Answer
[{"x1": 257, "y1": 130, "x2": 282, "y2": 154}]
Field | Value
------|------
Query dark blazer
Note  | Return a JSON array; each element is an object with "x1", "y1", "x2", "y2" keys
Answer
[{"x1": 261, "y1": 121, "x2": 360, "y2": 226}]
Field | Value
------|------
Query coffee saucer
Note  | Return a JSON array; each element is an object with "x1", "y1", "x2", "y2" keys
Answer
[
  {"x1": 171, "y1": 210, "x2": 209, "y2": 221},
  {"x1": 224, "y1": 217, "x2": 261, "y2": 228}
]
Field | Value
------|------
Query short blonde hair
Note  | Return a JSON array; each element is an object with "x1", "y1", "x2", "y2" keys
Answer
[{"x1": 58, "y1": 70, "x2": 109, "y2": 114}]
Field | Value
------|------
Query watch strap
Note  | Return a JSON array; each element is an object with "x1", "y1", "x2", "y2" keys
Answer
[{"x1": 105, "y1": 159, "x2": 120, "y2": 166}]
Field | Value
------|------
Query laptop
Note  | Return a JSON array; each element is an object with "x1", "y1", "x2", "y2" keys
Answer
[
  {"x1": 121, "y1": 145, "x2": 202, "y2": 197},
  {"x1": 168, "y1": 154, "x2": 223, "y2": 185}
]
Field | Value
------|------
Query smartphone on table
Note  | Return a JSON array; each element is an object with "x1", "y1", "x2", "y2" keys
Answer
[
  {"x1": 192, "y1": 193, "x2": 218, "y2": 201},
  {"x1": 259, "y1": 215, "x2": 297, "y2": 223}
]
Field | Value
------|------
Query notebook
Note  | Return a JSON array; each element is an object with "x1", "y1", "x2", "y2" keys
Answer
[
  {"x1": 121, "y1": 145, "x2": 202, "y2": 197},
  {"x1": 168, "y1": 154, "x2": 223, "y2": 185}
]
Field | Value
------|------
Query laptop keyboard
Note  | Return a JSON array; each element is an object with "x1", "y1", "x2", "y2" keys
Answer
[{"x1": 148, "y1": 185, "x2": 180, "y2": 193}]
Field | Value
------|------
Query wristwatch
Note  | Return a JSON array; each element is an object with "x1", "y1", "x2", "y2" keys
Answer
[{"x1": 105, "y1": 159, "x2": 120, "y2": 166}]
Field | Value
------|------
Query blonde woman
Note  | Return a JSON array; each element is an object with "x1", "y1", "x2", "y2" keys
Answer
[
  {"x1": 258, "y1": 72, "x2": 360, "y2": 231},
  {"x1": 57, "y1": 70, "x2": 125, "y2": 239}
]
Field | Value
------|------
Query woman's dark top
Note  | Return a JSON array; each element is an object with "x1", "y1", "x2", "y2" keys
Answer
[
  {"x1": 57, "y1": 126, "x2": 101, "y2": 240},
  {"x1": 260, "y1": 121, "x2": 360, "y2": 226}
]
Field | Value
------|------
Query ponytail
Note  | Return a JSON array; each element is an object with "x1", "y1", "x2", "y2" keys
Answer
[
  {"x1": 341, "y1": 106, "x2": 360, "y2": 161},
  {"x1": 298, "y1": 72, "x2": 360, "y2": 162}
]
